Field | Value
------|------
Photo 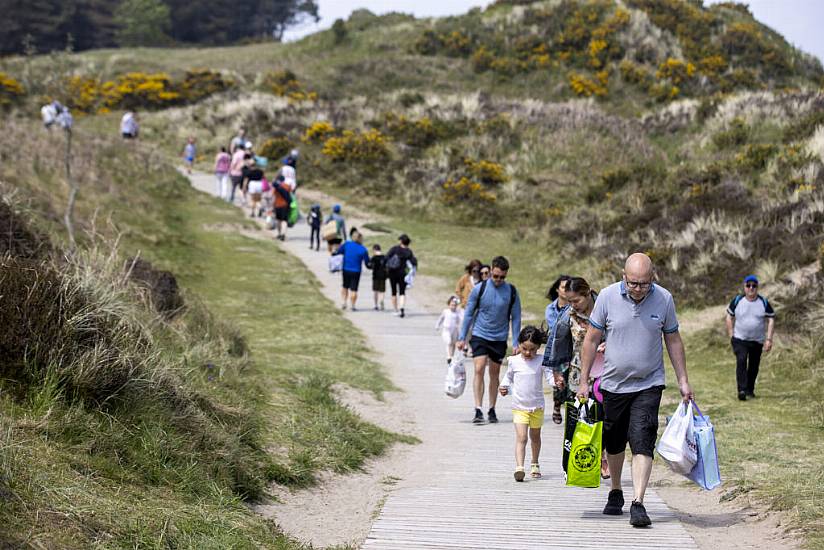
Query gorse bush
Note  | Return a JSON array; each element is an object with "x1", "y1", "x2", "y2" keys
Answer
[
  {"x1": 321, "y1": 129, "x2": 391, "y2": 164},
  {"x1": 569, "y1": 71, "x2": 609, "y2": 97},
  {"x1": 262, "y1": 69, "x2": 318, "y2": 102},
  {"x1": 258, "y1": 136, "x2": 293, "y2": 161},
  {"x1": 441, "y1": 177, "x2": 496, "y2": 205},
  {"x1": 178, "y1": 69, "x2": 235, "y2": 102},
  {"x1": 0, "y1": 72, "x2": 25, "y2": 107},
  {"x1": 713, "y1": 117, "x2": 750, "y2": 149},
  {"x1": 464, "y1": 158, "x2": 508, "y2": 184},
  {"x1": 302, "y1": 120, "x2": 335, "y2": 143}
]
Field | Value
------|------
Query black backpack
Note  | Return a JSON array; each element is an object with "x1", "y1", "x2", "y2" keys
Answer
[
  {"x1": 386, "y1": 252, "x2": 402, "y2": 271},
  {"x1": 473, "y1": 279, "x2": 517, "y2": 318}
]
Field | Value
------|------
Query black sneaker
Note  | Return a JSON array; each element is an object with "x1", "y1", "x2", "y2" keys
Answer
[
  {"x1": 603, "y1": 489, "x2": 624, "y2": 515},
  {"x1": 746, "y1": 391, "x2": 756, "y2": 398},
  {"x1": 487, "y1": 407, "x2": 498, "y2": 423},
  {"x1": 629, "y1": 500, "x2": 652, "y2": 527},
  {"x1": 472, "y1": 408, "x2": 484, "y2": 423},
  {"x1": 738, "y1": 391, "x2": 747, "y2": 401},
  {"x1": 400, "y1": 308, "x2": 405, "y2": 318}
]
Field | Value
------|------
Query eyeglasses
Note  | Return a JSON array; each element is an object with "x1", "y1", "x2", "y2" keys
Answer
[
  {"x1": 491, "y1": 274, "x2": 506, "y2": 281},
  {"x1": 625, "y1": 280, "x2": 652, "y2": 290},
  {"x1": 745, "y1": 283, "x2": 758, "y2": 289}
]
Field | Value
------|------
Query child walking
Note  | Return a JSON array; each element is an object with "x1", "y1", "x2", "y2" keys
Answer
[
  {"x1": 308, "y1": 204, "x2": 322, "y2": 251},
  {"x1": 435, "y1": 296, "x2": 462, "y2": 364},
  {"x1": 499, "y1": 326, "x2": 550, "y2": 482},
  {"x1": 183, "y1": 137, "x2": 196, "y2": 174},
  {"x1": 368, "y1": 244, "x2": 387, "y2": 310}
]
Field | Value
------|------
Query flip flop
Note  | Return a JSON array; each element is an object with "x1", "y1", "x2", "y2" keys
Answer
[
  {"x1": 531, "y1": 463, "x2": 542, "y2": 478},
  {"x1": 552, "y1": 409, "x2": 562, "y2": 424}
]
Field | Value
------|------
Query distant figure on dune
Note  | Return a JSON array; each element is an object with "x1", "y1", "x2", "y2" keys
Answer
[
  {"x1": 182, "y1": 137, "x2": 196, "y2": 175},
  {"x1": 120, "y1": 111, "x2": 139, "y2": 139}
]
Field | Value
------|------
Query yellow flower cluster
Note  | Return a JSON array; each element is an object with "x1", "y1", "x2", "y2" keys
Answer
[
  {"x1": 464, "y1": 159, "x2": 508, "y2": 184},
  {"x1": 179, "y1": 69, "x2": 235, "y2": 102},
  {"x1": 656, "y1": 58, "x2": 696, "y2": 85},
  {"x1": 384, "y1": 113, "x2": 443, "y2": 147},
  {"x1": 619, "y1": 60, "x2": 651, "y2": 87},
  {"x1": 321, "y1": 129, "x2": 391, "y2": 163},
  {"x1": 258, "y1": 136, "x2": 293, "y2": 160},
  {"x1": 103, "y1": 72, "x2": 181, "y2": 109},
  {"x1": 0, "y1": 73, "x2": 25, "y2": 107},
  {"x1": 697, "y1": 55, "x2": 728, "y2": 77},
  {"x1": 442, "y1": 177, "x2": 497, "y2": 205},
  {"x1": 568, "y1": 71, "x2": 609, "y2": 97},
  {"x1": 262, "y1": 70, "x2": 317, "y2": 103},
  {"x1": 302, "y1": 121, "x2": 335, "y2": 144}
]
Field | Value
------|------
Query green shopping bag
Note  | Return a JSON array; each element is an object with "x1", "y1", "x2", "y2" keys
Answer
[
  {"x1": 565, "y1": 407, "x2": 603, "y2": 488},
  {"x1": 287, "y1": 197, "x2": 299, "y2": 227}
]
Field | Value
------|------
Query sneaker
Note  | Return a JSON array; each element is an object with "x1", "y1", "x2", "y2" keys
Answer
[
  {"x1": 738, "y1": 391, "x2": 747, "y2": 401},
  {"x1": 514, "y1": 468, "x2": 525, "y2": 482},
  {"x1": 746, "y1": 391, "x2": 756, "y2": 398},
  {"x1": 447, "y1": 358, "x2": 452, "y2": 365},
  {"x1": 603, "y1": 489, "x2": 624, "y2": 515},
  {"x1": 351, "y1": 306, "x2": 357, "y2": 312},
  {"x1": 487, "y1": 407, "x2": 498, "y2": 423},
  {"x1": 472, "y1": 408, "x2": 484, "y2": 424},
  {"x1": 629, "y1": 501, "x2": 651, "y2": 527},
  {"x1": 374, "y1": 306, "x2": 379, "y2": 310},
  {"x1": 400, "y1": 308, "x2": 405, "y2": 318}
]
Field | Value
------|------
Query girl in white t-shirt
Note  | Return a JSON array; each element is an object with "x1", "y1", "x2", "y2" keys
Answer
[
  {"x1": 435, "y1": 296, "x2": 462, "y2": 365},
  {"x1": 500, "y1": 326, "x2": 552, "y2": 481}
]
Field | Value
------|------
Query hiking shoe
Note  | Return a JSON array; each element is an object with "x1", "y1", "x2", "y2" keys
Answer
[
  {"x1": 738, "y1": 391, "x2": 747, "y2": 401},
  {"x1": 514, "y1": 468, "x2": 525, "y2": 482},
  {"x1": 472, "y1": 408, "x2": 484, "y2": 424},
  {"x1": 487, "y1": 407, "x2": 498, "y2": 423},
  {"x1": 629, "y1": 501, "x2": 651, "y2": 527},
  {"x1": 400, "y1": 308, "x2": 405, "y2": 318},
  {"x1": 603, "y1": 489, "x2": 624, "y2": 515}
]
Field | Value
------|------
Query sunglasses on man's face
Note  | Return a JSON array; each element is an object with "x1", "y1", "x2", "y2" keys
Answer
[{"x1": 745, "y1": 283, "x2": 758, "y2": 289}]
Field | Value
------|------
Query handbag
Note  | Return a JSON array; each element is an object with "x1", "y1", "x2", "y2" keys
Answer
[{"x1": 322, "y1": 219, "x2": 339, "y2": 241}]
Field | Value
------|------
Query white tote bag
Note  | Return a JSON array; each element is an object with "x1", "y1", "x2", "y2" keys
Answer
[
  {"x1": 657, "y1": 401, "x2": 698, "y2": 474},
  {"x1": 328, "y1": 254, "x2": 343, "y2": 273},
  {"x1": 444, "y1": 350, "x2": 467, "y2": 399}
]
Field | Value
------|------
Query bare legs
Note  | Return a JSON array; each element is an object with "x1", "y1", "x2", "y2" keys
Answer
[
  {"x1": 607, "y1": 451, "x2": 652, "y2": 503},
  {"x1": 473, "y1": 356, "x2": 501, "y2": 409},
  {"x1": 514, "y1": 425, "x2": 542, "y2": 470}
]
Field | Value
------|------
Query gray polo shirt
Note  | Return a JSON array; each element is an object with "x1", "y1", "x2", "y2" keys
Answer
[
  {"x1": 727, "y1": 294, "x2": 774, "y2": 343},
  {"x1": 589, "y1": 281, "x2": 679, "y2": 394}
]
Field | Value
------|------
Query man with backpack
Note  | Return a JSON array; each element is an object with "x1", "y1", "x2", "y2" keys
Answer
[
  {"x1": 457, "y1": 256, "x2": 522, "y2": 424},
  {"x1": 272, "y1": 174, "x2": 292, "y2": 241}
]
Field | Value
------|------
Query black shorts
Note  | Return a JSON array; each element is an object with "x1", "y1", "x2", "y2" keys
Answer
[
  {"x1": 388, "y1": 271, "x2": 406, "y2": 296},
  {"x1": 275, "y1": 207, "x2": 289, "y2": 221},
  {"x1": 342, "y1": 270, "x2": 361, "y2": 291},
  {"x1": 373, "y1": 277, "x2": 386, "y2": 293},
  {"x1": 469, "y1": 337, "x2": 507, "y2": 365},
  {"x1": 602, "y1": 385, "x2": 664, "y2": 457},
  {"x1": 231, "y1": 175, "x2": 243, "y2": 188}
]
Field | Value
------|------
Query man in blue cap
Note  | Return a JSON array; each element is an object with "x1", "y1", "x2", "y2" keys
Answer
[{"x1": 726, "y1": 275, "x2": 775, "y2": 401}]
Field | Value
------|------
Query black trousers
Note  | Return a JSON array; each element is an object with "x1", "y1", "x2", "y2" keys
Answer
[
  {"x1": 309, "y1": 226, "x2": 320, "y2": 249},
  {"x1": 731, "y1": 337, "x2": 763, "y2": 394}
]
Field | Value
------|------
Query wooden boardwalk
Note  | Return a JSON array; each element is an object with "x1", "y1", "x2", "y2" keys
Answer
[{"x1": 189, "y1": 175, "x2": 698, "y2": 550}]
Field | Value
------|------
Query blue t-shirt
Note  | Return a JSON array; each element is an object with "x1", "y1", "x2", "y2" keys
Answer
[
  {"x1": 337, "y1": 241, "x2": 369, "y2": 273},
  {"x1": 459, "y1": 281, "x2": 521, "y2": 343}
]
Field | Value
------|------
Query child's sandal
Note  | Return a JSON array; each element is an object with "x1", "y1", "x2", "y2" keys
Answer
[
  {"x1": 530, "y1": 463, "x2": 541, "y2": 478},
  {"x1": 514, "y1": 467, "x2": 525, "y2": 482}
]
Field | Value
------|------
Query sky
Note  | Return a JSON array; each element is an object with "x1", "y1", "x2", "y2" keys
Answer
[{"x1": 283, "y1": 0, "x2": 824, "y2": 64}]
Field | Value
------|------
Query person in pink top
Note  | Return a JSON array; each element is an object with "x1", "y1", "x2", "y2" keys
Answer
[
  {"x1": 229, "y1": 144, "x2": 247, "y2": 204},
  {"x1": 214, "y1": 146, "x2": 231, "y2": 201}
]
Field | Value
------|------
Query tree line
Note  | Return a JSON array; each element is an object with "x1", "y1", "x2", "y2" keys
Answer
[{"x1": 0, "y1": 0, "x2": 319, "y2": 55}]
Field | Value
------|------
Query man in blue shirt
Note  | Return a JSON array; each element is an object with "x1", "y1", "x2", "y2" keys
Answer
[
  {"x1": 334, "y1": 231, "x2": 370, "y2": 311},
  {"x1": 458, "y1": 256, "x2": 522, "y2": 424}
]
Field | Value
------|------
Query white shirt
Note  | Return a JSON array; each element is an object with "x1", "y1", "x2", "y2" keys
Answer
[
  {"x1": 500, "y1": 353, "x2": 551, "y2": 412},
  {"x1": 436, "y1": 308, "x2": 462, "y2": 336},
  {"x1": 281, "y1": 165, "x2": 297, "y2": 190}
]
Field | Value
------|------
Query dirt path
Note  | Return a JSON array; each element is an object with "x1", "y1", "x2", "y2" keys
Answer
[{"x1": 187, "y1": 172, "x2": 790, "y2": 549}]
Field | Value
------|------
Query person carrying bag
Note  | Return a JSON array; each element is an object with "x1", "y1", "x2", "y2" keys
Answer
[
  {"x1": 656, "y1": 400, "x2": 698, "y2": 475},
  {"x1": 565, "y1": 399, "x2": 603, "y2": 488},
  {"x1": 444, "y1": 349, "x2": 467, "y2": 399}
]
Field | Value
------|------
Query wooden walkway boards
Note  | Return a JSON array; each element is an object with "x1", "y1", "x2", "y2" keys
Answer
[{"x1": 188, "y1": 175, "x2": 698, "y2": 550}]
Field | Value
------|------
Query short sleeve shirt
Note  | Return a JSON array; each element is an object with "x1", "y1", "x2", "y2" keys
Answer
[
  {"x1": 589, "y1": 282, "x2": 679, "y2": 394},
  {"x1": 727, "y1": 294, "x2": 774, "y2": 343}
]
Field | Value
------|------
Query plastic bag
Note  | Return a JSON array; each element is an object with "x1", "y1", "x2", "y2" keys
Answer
[
  {"x1": 563, "y1": 399, "x2": 603, "y2": 474},
  {"x1": 444, "y1": 350, "x2": 467, "y2": 399},
  {"x1": 688, "y1": 402, "x2": 721, "y2": 490},
  {"x1": 328, "y1": 254, "x2": 343, "y2": 273},
  {"x1": 287, "y1": 197, "x2": 299, "y2": 227},
  {"x1": 657, "y1": 401, "x2": 698, "y2": 475},
  {"x1": 566, "y1": 400, "x2": 603, "y2": 488}
]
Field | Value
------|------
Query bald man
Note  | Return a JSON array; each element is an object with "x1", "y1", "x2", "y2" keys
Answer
[{"x1": 577, "y1": 253, "x2": 693, "y2": 528}]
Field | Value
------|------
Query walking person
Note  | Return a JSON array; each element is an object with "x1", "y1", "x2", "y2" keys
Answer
[
  {"x1": 368, "y1": 244, "x2": 387, "y2": 310},
  {"x1": 230, "y1": 128, "x2": 246, "y2": 154},
  {"x1": 435, "y1": 296, "x2": 462, "y2": 365},
  {"x1": 229, "y1": 141, "x2": 247, "y2": 204},
  {"x1": 333, "y1": 231, "x2": 370, "y2": 311},
  {"x1": 543, "y1": 275, "x2": 572, "y2": 424},
  {"x1": 576, "y1": 253, "x2": 693, "y2": 528},
  {"x1": 324, "y1": 205, "x2": 347, "y2": 253},
  {"x1": 499, "y1": 326, "x2": 550, "y2": 481},
  {"x1": 182, "y1": 137, "x2": 196, "y2": 175},
  {"x1": 241, "y1": 155, "x2": 265, "y2": 218},
  {"x1": 479, "y1": 265, "x2": 491, "y2": 282},
  {"x1": 726, "y1": 275, "x2": 775, "y2": 400},
  {"x1": 385, "y1": 234, "x2": 418, "y2": 318},
  {"x1": 214, "y1": 146, "x2": 231, "y2": 200},
  {"x1": 457, "y1": 256, "x2": 522, "y2": 424},
  {"x1": 455, "y1": 259, "x2": 482, "y2": 308},
  {"x1": 307, "y1": 204, "x2": 322, "y2": 250},
  {"x1": 272, "y1": 175, "x2": 291, "y2": 240},
  {"x1": 120, "y1": 110, "x2": 139, "y2": 139}
]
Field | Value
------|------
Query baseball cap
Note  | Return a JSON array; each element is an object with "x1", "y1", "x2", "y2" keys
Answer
[{"x1": 743, "y1": 275, "x2": 759, "y2": 284}]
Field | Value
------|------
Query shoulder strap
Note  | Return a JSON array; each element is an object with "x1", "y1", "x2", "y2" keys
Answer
[
  {"x1": 473, "y1": 280, "x2": 488, "y2": 317},
  {"x1": 509, "y1": 284, "x2": 517, "y2": 318}
]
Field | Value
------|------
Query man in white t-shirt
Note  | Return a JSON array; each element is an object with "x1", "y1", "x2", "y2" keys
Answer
[{"x1": 726, "y1": 274, "x2": 775, "y2": 401}]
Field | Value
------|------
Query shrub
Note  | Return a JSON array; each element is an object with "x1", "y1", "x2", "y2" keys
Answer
[
  {"x1": 103, "y1": 72, "x2": 181, "y2": 109},
  {"x1": 258, "y1": 136, "x2": 293, "y2": 161},
  {"x1": 302, "y1": 121, "x2": 335, "y2": 144},
  {"x1": 713, "y1": 117, "x2": 750, "y2": 149},
  {"x1": 735, "y1": 143, "x2": 779, "y2": 173},
  {"x1": 126, "y1": 257, "x2": 184, "y2": 319},
  {"x1": 331, "y1": 18, "x2": 347, "y2": 44},
  {"x1": 656, "y1": 58, "x2": 696, "y2": 85},
  {"x1": 413, "y1": 30, "x2": 442, "y2": 55},
  {"x1": 441, "y1": 177, "x2": 496, "y2": 205},
  {"x1": 569, "y1": 71, "x2": 608, "y2": 97},
  {"x1": 464, "y1": 159, "x2": 508, "y2": 184},
  {"x1": 619, "y1": 60, "x2": 651, "y2": 88},
  {"x1": 441, "y1": 30, "x2": 473, "y2": 57},
  {"x1": 262, "y1": 70, "x2": 317, "y2": 102},
  {"x1": 179, "y1": 69, "x2": 235, "y2": 102},
  {"x1": 398, "y1": 91, "x2": 425, "y2": 108},
  {"x1": 321, "y1": 129, "x2": 391, "y2": 164},
  {"x1": 471, "y1": 46, "x2": 495, "y2": 73},
  {"x1": 697, "y1": 55, "x2": 728, "y2": 78},
  {"x1": 383, "y1": 114, "x2": 443, "y2": 148},
  {"x1": 0, "y1": 72, "x2": 25, "y2": 108}
]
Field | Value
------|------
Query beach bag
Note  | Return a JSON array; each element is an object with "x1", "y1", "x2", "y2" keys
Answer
[
  {"x1": 563, "y1": 399, "x2": 603, "y2": 475},
  {"x1": 657, "y1": 401, "x2": 698, "y2": 475},
  {"x1": 688, "y1": 402, "x2": 721, "y2": 490},
  {"x1": 566, "y1": 401, "x2": 603, "y2": 488},
  {"x1": 444, "y1": 350, "x2": 467, "y2": 398},
  {"x1": 287, "y1": 197, "x2": 299, "y2": 227},
  {"x1": 328, "y1": 254, "x2": 343, "y2": 273},
  {"x1": 322, "y1": 219, "x2": 339, "y2": 241}
]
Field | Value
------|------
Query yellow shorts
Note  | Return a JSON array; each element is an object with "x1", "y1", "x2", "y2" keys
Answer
[{"x1": 512, "y1": 408, "x2": 544, "y2": 428}]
